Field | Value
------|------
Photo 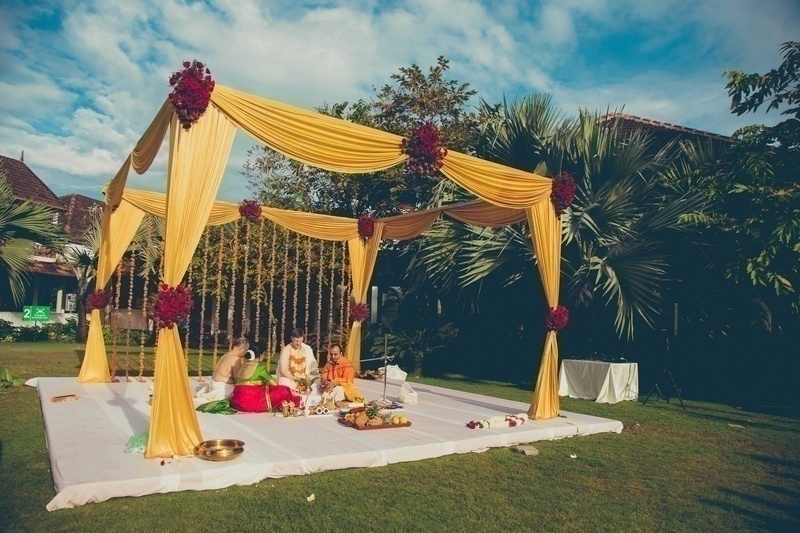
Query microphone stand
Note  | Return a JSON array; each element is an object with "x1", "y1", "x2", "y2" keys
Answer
[{"x1": 359, "y1": 336, "x2": 395, "y2": 405}]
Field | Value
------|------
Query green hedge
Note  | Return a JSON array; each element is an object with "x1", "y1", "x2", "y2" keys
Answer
[{"x1": 0, "y1": 318, "x2": 79, "y2": 342}]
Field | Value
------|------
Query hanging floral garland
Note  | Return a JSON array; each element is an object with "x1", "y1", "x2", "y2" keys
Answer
[
  {"x1": 349, "y1": 303, "x2": 369, "y2": 323},
  {"x1": 550, "y1": 171, "x2": 577, "y2": 215},
  {"x1": 87, "y1": 289, "x2": 111, "y2": 311},
  {"x1": 401, "y1": 122, "x2": 448, "y2": 176},
  {"x1": 126, "y1": 248, "x2": 135, "y2": 382},
  {"x1": 198, "y1": 228, "x2": 210, "y2": 381},
  {"x1": 168, "y1": 60, "x2": 215, "y2": 130},
  {"x1": 358, "y1": 213, "x2": 375, "y2": 241},
  {"x1": 545, "y1": 305, "x2": 570, "y2": 332},
  {"x1": 239, "y1": 199, "x2": 262, "y2": 222},
  {"x1": 148, "y1": 284, "x2": 194, "y2": 330}
]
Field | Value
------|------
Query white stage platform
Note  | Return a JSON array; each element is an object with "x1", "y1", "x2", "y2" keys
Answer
[{"x1": 35, "y1": 376, "x2": 622, "y2": 510}]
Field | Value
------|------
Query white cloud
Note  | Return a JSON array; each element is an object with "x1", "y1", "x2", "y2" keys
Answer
[{"x1": 0, "y1": 0, "x2": 798, "y2": 201}]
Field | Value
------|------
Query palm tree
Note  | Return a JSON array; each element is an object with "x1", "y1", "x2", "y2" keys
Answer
[
  {"x1": 0, "y1": 172, "x2": 65, "y2": 306},
  {"x1": 65, "y1": 208, "x2": 102, "y2": 342},
  {"x1": 410, "y1": 97, "x2": 709, "y2": 339}
]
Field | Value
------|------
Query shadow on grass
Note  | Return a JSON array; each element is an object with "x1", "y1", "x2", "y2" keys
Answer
[
  {"x1": 701, "y1": 495, "x2": 800, "y2": 531},
  {"x1": 420, "y1": 370, "x2": 533, "y2": 391},
  {"x1": 744, "y1": 454, "x2": 800, "y2": 470},
  {"x1": 678, "y1": 409, "x2": 800, "y2": 433}
]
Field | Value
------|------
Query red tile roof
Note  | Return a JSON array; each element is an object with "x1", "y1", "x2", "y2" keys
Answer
[
  {"x1": 0, "y1": 154, "x2": 65, "y2": 210},
  {"x1": 60, "y1": 193, "x2": 103, "y2": 240},
  {"x1": 599, "y1": 113, "x2": 733, "y2": 145},
  {"x1": 24, "y1": 261, "x2": 75, "y2": 278}
]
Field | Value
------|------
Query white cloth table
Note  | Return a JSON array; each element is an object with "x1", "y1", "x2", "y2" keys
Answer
[{"x1": 558, "y1": 360, "x2": 639, "y2": 404}]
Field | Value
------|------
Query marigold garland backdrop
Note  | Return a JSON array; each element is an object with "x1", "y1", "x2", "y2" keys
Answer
[{"x1": 80, "y1": 64, "x2": 565, "y2": 457}]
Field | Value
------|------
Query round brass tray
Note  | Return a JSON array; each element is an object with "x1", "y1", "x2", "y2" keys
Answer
[{"x1": 194, "y1": 439, "x2": 245, "y2": 461}]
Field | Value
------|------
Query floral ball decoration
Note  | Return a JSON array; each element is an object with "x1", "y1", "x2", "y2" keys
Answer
[
  {"x1": 349, "y1": 303, "x2": 370, "y2": 323},
  {"x1": 239, "y1": 199, "x2": 262, "y2": 222},
  {"x1": 358, "y1": 213, "x2": 376, "y2": 240},
  {"x1": 168, "y1": 60, "x2": 216, "y2": 130},
  {"x1": 550, "y1": 171, "x2": 577, "y2": 215},
  {"x1": 148, "y1": 284, "x2": 194, "y2": 329},
  {"x1": 401, "y1": 122, "x2": 448, "y2": 176},
  {"x1": 546, "y1": 305, "x2": 570, "y2": 332},
  {"x1": 86, "y1": 289, "x2": 111, "y2": 311}
]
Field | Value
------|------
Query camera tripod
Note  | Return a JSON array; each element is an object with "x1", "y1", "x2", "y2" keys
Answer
[{"x1": 642, "y1": 337, "x2": 686, "y2": 410}]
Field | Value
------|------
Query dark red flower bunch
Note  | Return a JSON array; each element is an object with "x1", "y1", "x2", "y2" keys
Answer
[
  {"x1": 349, "y1": 303, "x2": 370, "y2": 323},
  {"x1": 168, "y1": 60, "x2": 215, "y2": 130},
  {"x1": 148, "y1": 284, "x2": 194, "y2": 329},
  {"x1": 506, "y1": 416, "x2": 518, "y2": 427},
  {"x1": 87, "y1": 289, "x2": 111, "y2": 311},
  {"x1": 401, "y1": 122, "x2": 447, "y2": 176},
  {"x1": 550, "y1": 171, "x2": 577, "y2": 215},
  {"x1": 466, "y1": 420, "x2": 479, "y2": 429},
  {"x1": 239, "y1": 199, "x2": 262, "y2": 222},
  {"x1": 546, "y1": 305, "x2": 570, "y2": 332},
  {"x1": 358, "y1": 213, "x2": 375, "y2": 240}
]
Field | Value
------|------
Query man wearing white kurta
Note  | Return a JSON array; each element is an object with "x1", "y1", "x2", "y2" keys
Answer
[{"x1": 277, "y1": 328, "x2": 322, "y2": 406}]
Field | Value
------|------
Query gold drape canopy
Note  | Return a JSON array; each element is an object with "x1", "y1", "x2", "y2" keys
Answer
[
  {"x1": 120, "y1": 188, "x2": 528, "y2": 239},
  {"x1": 209, "y1": 85, "x2": 551, "y2": 209}
]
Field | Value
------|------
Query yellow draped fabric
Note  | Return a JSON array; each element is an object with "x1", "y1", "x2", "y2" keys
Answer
[
  {"x1": 106, "y1": 100, "x2": 173, "y2": 208},
  {"x1": 122, "y1": 189, "x2": 241, "y2": 226},
  {"x1": 78, "y1": 200, "x2": 145, "y2": 382},
  {"x1": 211, "y1": 86, "x2": 406, "y2": 173},
  {"x1": 147, "y1": 106, "x2": 236, "y2": 458},
  {"x1": 210, "y1": 85, "x2": 552, "y2": 209},
  {"x1": 440, "y1": 152, "x2": 552, "y2": 209},
  {"x1": 345, "y1": 222, "x2": 385, "y2": 371},
  {"x1": 382, "y1": 210, "x2": 442, "y2": 240},
  {"x1": 526, "y1": 200, "x2": 562, "y2": 420},
  {"x1": 444, "y1": 200, "x2": 527, "y2": 227},
  {"x1": 261, "y1": 207, "x2": 358, "y2": 241}
]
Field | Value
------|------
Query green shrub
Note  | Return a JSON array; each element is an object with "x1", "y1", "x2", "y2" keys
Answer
[
  {"x1": 0, "y1": 319, "x2": 15, "y2": 342},
  {"x1": 41, "y1": 318, "x2": 79, "y2": 341}
]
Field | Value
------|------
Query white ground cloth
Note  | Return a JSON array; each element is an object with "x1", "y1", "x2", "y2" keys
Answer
[
  {"x1": 36, "y1": 376, "x2": 622, "y2": 511},
  {"x1": 558, "y1": 360, "x2": 639, "y2": 404}
]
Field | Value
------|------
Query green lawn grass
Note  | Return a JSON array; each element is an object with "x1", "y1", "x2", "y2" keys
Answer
[{"x1": 1, "y1": 342, "x2": 799, "y2": 531}]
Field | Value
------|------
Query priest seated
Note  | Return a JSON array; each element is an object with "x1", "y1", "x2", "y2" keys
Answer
[{"x1": 320, "y1": 343, "x2": 360, "y2": 403}]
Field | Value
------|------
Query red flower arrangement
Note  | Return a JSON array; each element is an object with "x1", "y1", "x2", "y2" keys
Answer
[
  {"x1": 239, "y1": 199, "x2": 262, "y2": 222},
  {"x1": 401, "y1": 122, "x2": 447, "y2": 176},
  {"x1": 168, "y1": 60, "x2": 215, "y2": 130},
  {"x1": 358, "y1": 213, "x2": 375, "y2": 240},
  {"x1": 86, "y1": 289, "x2": 111, "y2": 311},
  {"x1": 148, "y1": 284, "x2": 194, "y2": 329},
  {"x1": 349, "y1": 303, "x2": 370, "y2": 323},
  {"x1": 550, "y1": 171, "x2": 577, "y2": 215},
  {"x1": 546, "y1": 305, "x2": 570, "y2": 332}
]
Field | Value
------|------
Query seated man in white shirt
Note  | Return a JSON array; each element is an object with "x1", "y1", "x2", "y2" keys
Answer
[
  {"x1": 277, "y1": 328, "x2": 321, "y2": 406},
  {"x1": 195, "y1": 337, "x2": 249, "y2": 401}
]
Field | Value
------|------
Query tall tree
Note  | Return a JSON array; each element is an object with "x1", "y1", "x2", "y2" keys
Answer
[
  {"x1": 410, "y1": 97, "x2": 708, "y2": 340},
  {"x1": 720, "y1": 41, "x2": 800, "y2": 314},
  {"x1": 244, "y1": 56, "x2": 479, "y2": 217}
]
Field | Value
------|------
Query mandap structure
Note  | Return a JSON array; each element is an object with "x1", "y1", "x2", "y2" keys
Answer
[{"x1": 77, "y1": 61, "x2": 570, "y2": 458}]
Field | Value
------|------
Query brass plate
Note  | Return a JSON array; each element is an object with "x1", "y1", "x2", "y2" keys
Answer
[{"x1": 194, "y1": 439, "x2": 245, "y2": 461}]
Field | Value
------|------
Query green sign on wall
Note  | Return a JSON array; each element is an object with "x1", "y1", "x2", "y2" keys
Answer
[{"x1": 22, "y1": 305, "x2": 50, "y2": 322}]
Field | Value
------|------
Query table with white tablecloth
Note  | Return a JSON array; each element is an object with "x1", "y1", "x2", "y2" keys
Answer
[{"x1": 558, "y1": 360, "x2": 639, "y2": 404}]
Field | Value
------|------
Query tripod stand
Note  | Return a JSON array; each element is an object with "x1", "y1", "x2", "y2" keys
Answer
[{"x1": 642, "y1": 336, "x2": 686, "y2": 410}]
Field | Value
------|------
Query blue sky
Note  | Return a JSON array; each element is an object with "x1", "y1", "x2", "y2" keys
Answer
[{"x1": 1, "y1": 0, "x2": 798, "y2": 202}]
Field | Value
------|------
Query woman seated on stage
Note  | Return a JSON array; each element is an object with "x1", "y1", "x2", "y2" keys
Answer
[{"x1": 197, "y1": 349, "x2": 301, "y2": 414}]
